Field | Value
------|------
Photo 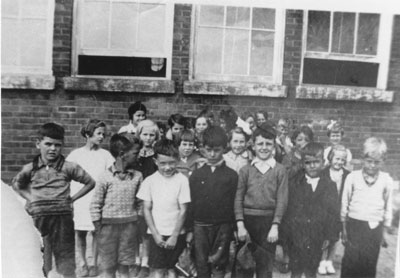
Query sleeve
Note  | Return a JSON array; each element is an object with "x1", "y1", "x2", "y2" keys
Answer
[
  {"x1": 234, "y1": 166, "x2": 249, "y2": 221},
  {"x1": 90, "y1": 176, "x2": 107, "y2": 222},
  {"x1": 346, "y1": 149, "x2": 353, "y2": 164},
  {"x1": 136, "y1": 177, "x2": 152, "y2": 202},
  {"x1": 324, "y1": 180, "x2": 340, "y2": 241},
  {"x1": 273, "y1": 167, "x2": 289, "y2": 225},
  {"x1": 12, "y1": 164, "x2": 33, "y2": 190},
  {"x1": 383, "y1": 174, "x2": 394, "y2": 227},
  {"x1": 341, "y1": 173, "x2": 353, "y2": 222},
  {"x1": 178, "y1": 175, "x2": 191, "y2": 204},
  {"x1": 68, "y1": 162, "x2": 96, "y2": 187},
  {"x1": 118, "y1": 125, "x2": 127, "y2": 134}
]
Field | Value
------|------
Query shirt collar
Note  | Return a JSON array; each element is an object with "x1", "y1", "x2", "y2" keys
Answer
[
  {"x1": 251, "y1": 157, "x2": 276, "y2": 168},
  {"x1": 35, "y1": 155, "x2": 65, "y2": 171},
  {"x1": 226, "y1": 150, "x2": 250, "y2": 160},
  {"x1": 110, "y1": 164, "x2": 136, "y2": 178},
  {"x1": 206, "y1": 159, "x2": 225, "y2": 168}
]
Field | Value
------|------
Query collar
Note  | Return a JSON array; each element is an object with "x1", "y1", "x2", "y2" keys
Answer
[
  {"x1": 251, "y1": 157, "x2": 276, "y2": 168},
  {"x1": 139, "y1": 148, "x2": 154, "y2": 158},
  {"x1": 305, "y1": 174, "x2": 320, "y2": 192},
  {"x1": 206, "y1": 159, "x2": 225, "y2": 168},
  {"x1": 33, "y1": 155, "x2": 65, "y2": 171},
  {"x1": 362, "y1": 170, "x2": 379, "y2": 186},
  {"x1": 110, "y1": 164, "x2": 136, "y2": 178}
]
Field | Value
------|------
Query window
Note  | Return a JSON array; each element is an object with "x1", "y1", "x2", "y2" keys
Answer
[
  {"x1": 73, "y1": 0, "x2": 174, "y2": 79},
  {"x1": 192, "y1": 4, "x2": 285, "y2": 83},
  {"x1": 1, "y1": 0, "x2": 54, "y2": 75},
  {"x1": 302, "y1": 10, "x2": 393, "y2": 89}
]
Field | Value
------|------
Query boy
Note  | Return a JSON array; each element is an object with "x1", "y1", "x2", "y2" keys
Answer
[
  {"x1": 340, "y1": 137, "x2": 393, "y2": 278},
  {"x1": 284, "y1": 142, "x2": 339, "y2": 278},
  {"x1": 187, "y1": 126, "x2": 238, "y2": 278},
  {"x1": 12, "y1": 123, "x2": 96, "y2": 278},
  {"x1": 235, "y1": 123, "x2": 288, "y2": 278},
  {"x1": 90, "y1": 134, "x2": 143, "y2": 278},
  {"x1": 137, "y1": 140, "x2": 190, "y2": 278}
]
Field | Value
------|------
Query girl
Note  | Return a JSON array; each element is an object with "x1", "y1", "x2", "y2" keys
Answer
[
  {"x1": 194, "y1": 114, "x2": 210, "y2": 150},
  {"x1": 176, "y1": 129, "x2": 203, "y2": 178},
  {"x1": 223, "y1": 127, "x2": 253, "y2": 174},
  {"x1": 67, "y1": 119, "x2": 115, "y2": 277},
  {"x1": 243, "y1": 112, "x2": 257, "y2": 133},
  {"x1": 118, "y1": 101, "x2": 147, "y2": 136},
  {"x1": 255, "y1": 110, "x2": 268, "y2": 127},
  {"x1": 318, "y1": 145, "x2": 350, "y2": 275},
  {"x1": 323, "y1": 121, "x2": 352, "y2": 167},
  {"x1": 166, "y1": 113, "x2": 186, "y2": 142}
]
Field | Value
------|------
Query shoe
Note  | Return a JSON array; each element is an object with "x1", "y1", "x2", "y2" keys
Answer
[
  {"x1": 138, "y1": 266, "x2": 150, "y2": 278},
  {"x1": 318, "y1": 260, "x2": 327, "y2": 275},
  {"x1": 77, "y1": 265, "x2": 89, "y2": 277},
  {"x1": 88, "y1": 266, "x2": 99, "y2": 277},
  {"x1": 326, "y1": 260, "x2": 336, "y2": 274},
  {"x1": 278, "y1": 262, "x2": 290, "y2": 274},
  {"x1": 130, "y1": 264, "x2": 141, "y2": 277}
]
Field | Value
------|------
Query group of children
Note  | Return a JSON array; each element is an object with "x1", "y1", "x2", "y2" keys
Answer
[{"x1": 11, "y1": 101, "x2": 394, "y2": 278}]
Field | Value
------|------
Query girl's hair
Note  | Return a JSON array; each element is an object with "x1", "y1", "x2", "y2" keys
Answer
[
  {"x1": 327, "y1": 121, "x2": 344, "y2": 137},
  {"x1": 195, "y1": 115, "x2": 211, "y2": 129},
  {"x1": 109, "y1": 133, "x2": 141, "y2": 158},
  {"x1": 228, "y1": 127, "x2": 249, "y2": 142},
  {"x1": 128, "y1": 101, "x2": 147, "y2": 119},
  {"x1": 256, "y1": 110, "x2": 269, "y2": 120},
  {"x1": 301, "y1": 142, "x2": 324, "y2": 159},
  {"x1": 80, "y1": 119, "x2": 106, "y2": 138},
  {"x1": 156, "y1": 121, "x2": 167, "y2": 135},
  {"x1": 291, "y1": 125, "x2": 314, "y2": 144},
  {"x1": 153, "y1": 139, "x2": 179, "y2": 159},
  {"x1": 168, "y1": 113, "x2": 186, "y2": 128},
  {"x1": 178, "y1": 129, "x2": 196, "y2": 144},
  {"x1": 363, "y1": 137, "x2": 387, "y2": 158},
  {"x1": 327, "y1": 144, "x2": 348, "y2": 162},
  {"x1": 136, "y1": 119, "x2": 160, "y2": 141},
  {"x1": 198, "y1": 108, "x2": 214, "y2": 122}
]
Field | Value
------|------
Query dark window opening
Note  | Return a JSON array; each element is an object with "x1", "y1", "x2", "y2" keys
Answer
[
  {"x1": 78, "y1": 56, "x2": 167, "y2": 77},
  {"x1": 302, "y1": 58, "x2": 378, "y2": 87}
]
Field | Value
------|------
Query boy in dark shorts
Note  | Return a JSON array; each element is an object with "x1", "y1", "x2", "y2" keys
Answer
[
  {"x1": 188, "y1": 126, "x2": 238, "y2": 278},
  {"x1": 137, "y1": 140, "x2": 191, "y2": 278},
  {"x1": 12, "y1": 123, "x2": 96, "y2": 278},
  {"x1": 90, "y1": 134, "x2": 143, "y2": 278}
]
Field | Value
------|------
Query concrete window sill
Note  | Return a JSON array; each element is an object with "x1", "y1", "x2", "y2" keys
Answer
[
  {"x1": 1, "y1": 74, "x2": 55, "y2": 90},
  {"x1": 63, "y1": 77, "x2": 175, "y2": 94},
  {"x1": 184, "y1": 81, "x2": 288, "y2": 98},
  {"x1": 296, "y1": 85, "x2": 394, "y2": 103}
]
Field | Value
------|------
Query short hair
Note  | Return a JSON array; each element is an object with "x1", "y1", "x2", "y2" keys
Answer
[
  {"x1": 327, "y1": 121, "x2": 344, "y2": 137},
  {"x1": 38, "y1": 123, "x2": 65, "y2": 140},
  {"x1": 203, "y1": 126, "x2": 228, "y2": 148},
  {"x1": 168, "y1": 113, "x2": 186, "y2": 128},
  {"x1": 80, "y1": 119, "x2": 106, "y2": 138},
  {"x1": 291, "y1": 125, "x2": 314, "y2": 144},
  {"x1": 109, "y1": 133, "x2": 141, "y2": 158},
  {"x1": 156, "y1": 121, "x2": 167, "y2": 134},
  {"x1": 178, "y1": 129, "x2": 196, "y2": 144},
  {"x1": 228, "y1": 127, "x2": 249, "y2": 142},
  {"x1": 128, "y1": 101, "x2": 147, "y2": 119},
  {"x1": 153, "y1": 139, "x2": 179, "y2": 159},
  {"x1": 136, "y1": 119, "x2": 160, "y2": 141},
  {"x1": 252, "y1": 123, "x2": 276, "y2": 141},
  {"x1": 301, "y1": 142, "x2": 324, "y2": 159},
  {"x1": 363, "y1": 137, "x2": 387, "y2": 158},
  {"x1": 327, "y1": 144, "x2": 348, "y2": 162}
]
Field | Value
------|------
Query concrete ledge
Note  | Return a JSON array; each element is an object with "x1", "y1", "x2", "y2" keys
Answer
[
  {"x1": 63, "y1": 77, "x2": 175, "y2": 94},
  {"x1": 184, "y1": 81, "x2": 287, "y2": 98},
  {"x1": 1, "y1": 74, "x2": 55, "y2": 90},
  {"x1": 296, "y1": 85, "x2": 394, "y2": 103}
]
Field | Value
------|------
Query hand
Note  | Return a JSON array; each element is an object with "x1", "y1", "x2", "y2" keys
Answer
[
  {"x1": 321, "y1": 240, "x2": 329, "y2": 250},
  {"x1": 237, "y1": 222, "x2": 249, "y2": 242},
  {"x1": 153, "y1": 233, "x2": 166, "y2": 248},
  {"x1": 93, "y1": 221, "x2": 101, "y2": 233},
  {"x1": 186, "y1": 232, "x2": 194, "y2": 246},
  {"x1": 341, "y1": 229, "x2": 349, "y2": 246},
  {"x1": 165, "y1": 235, "x2": 178, "y2": 249},
  {"x1": 382, "y1": 232, "x2": 388, "y2": 248},
  {"x1": 267, "y1": 224, "x2": 279, "y2": 243}
]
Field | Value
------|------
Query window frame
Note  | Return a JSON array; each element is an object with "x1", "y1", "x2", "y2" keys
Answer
[
  {"x1": 71, "y1": 0, "x2": 175, "y2": 80},
  {"x1": 300, "y1": 10, "x2": 393, "y2": 90},
  {"x1": 189, "y1": 3, "x2": 285, "y2": 84}
]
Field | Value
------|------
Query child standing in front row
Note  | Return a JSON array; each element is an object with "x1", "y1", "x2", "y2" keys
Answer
[
  {"x1": 90, "y1": 134, "x2": 143, "y2": 278},
  {"x1": 284, "y1": 142, "x2": 339, "y2": 278},
  {"x1": 223, "y1": 127, "x2": 252, "y2": 174},
  {"x1": 137, "y1": 140, "x2": 191, "y2": 278},
  {"x1": 317, "y1": 145, "x2": 350, "y2": 275},
  {"x1": 340, "y1": 137, "x2": 393, "y2": 278}
]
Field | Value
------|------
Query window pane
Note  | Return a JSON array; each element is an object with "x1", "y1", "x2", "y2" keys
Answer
[
  {"x1": 137, "y1": 4, "x2": 165, "y2": 52},
  {"x1": 20, "y1": 19, "x2": 46, "y2": 67},
  {"x1": 2, "y1": 0, "x2": 19, "y2": 16},
  {"x1": 82, "y1": 2, "x2": 109, "y2": 49},
  {"x1": 307, "y1": 11, "x2": 330, "y2": 52},
  {"x1": 199, "y1": 5, "x2": 224, "y2": 26},
  {"x1": 356, "y1": 13, "x2": 379, "y2": 55},
  {"x1": 224, "y1": 29, "x2": 249, "y2": 75},
  {"x1": 226, "y1": 7, "x2": 250, "y2": 28},
  {"x1": 21, "y1": 0, "x2": 47, "y2": 17},
  {"x1": 250, "y1": 30, "x2": 274, "y2": 76},
  {"x1": 332, "y1": 12, "x2": 355, "y2": 54},
  {"x1": 196, "y1": 28, "x2": 223, "y2": 74},
  {"x1": 1, "y1": 18, "x2": 18, "y2": 66},
  {"x1": 252, "y1": 8, "x2": 275, "y2": 29},
  {"x1": 111, "y1": 3, "x2": 137, "y2": 49}
]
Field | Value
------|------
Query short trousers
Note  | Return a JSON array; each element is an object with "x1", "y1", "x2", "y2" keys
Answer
[
  {"x1": 97, "y1": 222, "x2": 138, "y2": 270},
  {"x1": 149, "y1": 234, "x2": 186, "y2": 269}
]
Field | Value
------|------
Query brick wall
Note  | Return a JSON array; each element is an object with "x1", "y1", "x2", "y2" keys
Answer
[{"x1": 2, "y1": 4, "x2": 400, "y2": 183}]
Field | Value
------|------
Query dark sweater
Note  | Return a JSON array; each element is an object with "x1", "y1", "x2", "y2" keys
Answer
[{"x1": 189, "y1": 162, "x2": 238, "y2": 225}]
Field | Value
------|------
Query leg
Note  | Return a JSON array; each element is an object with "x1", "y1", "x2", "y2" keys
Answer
[
  {"x1": 325, "y1": 241, "x2": 339, "y2": 274},
  {"x1": 101, "y1": 267, "x2": 117, "y2": 278},
  {"x1": 138, "y1": 237, "x2": 150, "y2": 278},
  {"x1": 194, "y1": 225, "x2": 211, "y2": 278},
  {"x1": 76, "y1": 230, "x2": 89, "y2": 276},
  {"x1": 118, "y1": 264, "x2": 129, "y2": 278},
  {"x1": 43, "y1": 235, "x2": 53, "y2": 277},
  {"x1": 167, "y1": 268, "x2": 177, "y2": 278},
  {"x1": 153, "y1": 269, "x2": 165, "y2": 278},
  {"x1": 89, "y1": 231, "x2": 99, "y2": 276}
]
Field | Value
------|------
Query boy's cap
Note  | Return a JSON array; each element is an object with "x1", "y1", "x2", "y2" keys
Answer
[{"x1": 258, "y1": 122, "x2": 277, "y2": 137}]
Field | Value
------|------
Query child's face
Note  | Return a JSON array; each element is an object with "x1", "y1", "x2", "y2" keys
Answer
[
  {"x1": 253, "y1": 135, "x2": 275, "y2": 161},
  {"x1": 195, "y1": 117, "x2": 208, "y2": 134},
  {"x1": 171, "y1": 123, "x2": 184, "y2": 135},
  {"x1": 277, "y1": 121, "x2": 289, "y2": 137},
  {"x1": 88, "y1": 126, "x2": 105, "y2": 146},
  {"x1": 230, "y1": 132, "x2": 246, "y2": 155},
  {"x1": 363, "y1": 154, "x2": 383, "y2": 177},
  {"x1": 330, "y1": 150, "x2": 347, "y2": 171},
  {"x1": 203, "y1": 145, "x2": 224, "y2": 165},
  {"x1": 154, "y1": 154, "x2": 178, "y2": 177},
  {"x1": 140, "y1": 126, "x2": 156, "y2": 148},
  {"x1": 36, "y1": 136, "x2": 63, "y2": 164},
  {"x1": 132, "y1": 110, "x2": 146, "y2": 125},
  {"x1": 329, "y1": 132, "x2": 342, "y2": 145},
  {"x1": 303, "y1": 154, "x2": 324, "y2": 178},
  {"x1": 245, "y1": 116, "x2": 256, "y2": 131},
  {"x1": 179, "y1": 140, "x2": 195, "y2": 158},
  {"x1": 295, "y1": 132, "x2": 309, "y2": 150},
  {"x1": 122, "y1": 145, "x2": 140, "y2": 168},
  {"x1": 256, "y1": 113, "x2": 266, "y2": 126}
]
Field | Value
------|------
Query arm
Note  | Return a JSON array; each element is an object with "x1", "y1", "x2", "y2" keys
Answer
[
  {"x1": 341, "y1": 174, "x2": 353, "y2": 244},
  {"x1": 143, "y1": 200, "x2": 165, "y2": 248},
  {"x1": 165, "y1": 203, "x2": 189, "y2": 249},
  {"x1": 11, "y1": 164, "x2": 33, "y2": 201},
  {"x1": 235, "y1": 167, "x2": 249, "y2": 241},
  {"x1": 69, "y1": 163, "x2": 96, "y2": 202},
  {"x1": 324, "y1": 181, "x2": 340, "y2": 242},
  {"x1": 90, "y1": 179, "x2": 107, "y2": 224},
  {"x1": 382, "y1": 175, "x2": 394, "y2": 247}
]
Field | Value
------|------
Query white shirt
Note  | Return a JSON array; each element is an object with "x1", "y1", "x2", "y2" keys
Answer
[{"x1": 251, "y1": 157, "x2": 276, "y2": 174}]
